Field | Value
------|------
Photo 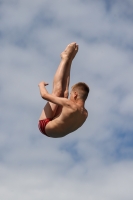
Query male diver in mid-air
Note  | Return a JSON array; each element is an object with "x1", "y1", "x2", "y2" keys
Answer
[{"x1": 38, "y1": 42, "x2": 89, "y2": 138}]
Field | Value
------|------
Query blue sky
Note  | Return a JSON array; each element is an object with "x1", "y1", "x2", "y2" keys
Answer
[{"x1": 0, "y1": 0, "x2": 133, "y2": 199}]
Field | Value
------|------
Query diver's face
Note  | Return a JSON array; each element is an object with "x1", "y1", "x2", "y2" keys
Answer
[
  {"x1": 69, "y1": 89, "x2": 73, "y2": 100},
  {"x1": 70, "y1": 89, "x2": 78, "y2": 101}
]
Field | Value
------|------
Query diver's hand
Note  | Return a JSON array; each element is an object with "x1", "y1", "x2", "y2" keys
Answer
[{"x1": 38, "y1": 81, "x2": 49, "y2": 87}]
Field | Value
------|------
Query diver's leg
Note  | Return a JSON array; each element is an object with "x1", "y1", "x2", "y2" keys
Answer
[
  {"x1": 39, "y1": 43, "x2": 78, "y2": 120},
  {"x1": 53, "y1": 43, "x2": 78, "y2": 118}
]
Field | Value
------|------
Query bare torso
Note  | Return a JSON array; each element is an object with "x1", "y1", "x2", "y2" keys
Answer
[{"x1": 46, "y1": 103, "x2": 88, "y2": 138}]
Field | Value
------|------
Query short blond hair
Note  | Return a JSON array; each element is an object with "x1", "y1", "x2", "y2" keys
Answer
[{"x1": 72, "y1": 82, "x2": 90, "y2": 101}]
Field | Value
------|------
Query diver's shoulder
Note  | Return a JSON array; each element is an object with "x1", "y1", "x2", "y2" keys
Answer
[{"x1": 67, "y1": 100, "x2": 77, "y2": 110}]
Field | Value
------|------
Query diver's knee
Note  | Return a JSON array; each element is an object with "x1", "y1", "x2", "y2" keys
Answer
[{"x1": 64, "y1": 90, "x2": 69, "y2": 98}]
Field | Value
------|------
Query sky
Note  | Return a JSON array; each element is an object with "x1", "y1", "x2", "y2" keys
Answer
[{"x1": 0, "y1": 0, "x2": 133, "y2": 199}]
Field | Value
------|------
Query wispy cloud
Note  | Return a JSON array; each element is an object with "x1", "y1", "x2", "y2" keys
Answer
[{"x1": 0, "y1": 0, "x2": 133, "y2": 199}]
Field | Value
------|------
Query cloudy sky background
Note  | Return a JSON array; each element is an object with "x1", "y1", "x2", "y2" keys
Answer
[{"x1": 0, "y1": 0, "x2": 133, "y2": 199}]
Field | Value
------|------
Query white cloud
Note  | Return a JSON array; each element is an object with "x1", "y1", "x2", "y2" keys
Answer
[{"x1": 0, "y1": 0, "x2": 133, "y2": 199}]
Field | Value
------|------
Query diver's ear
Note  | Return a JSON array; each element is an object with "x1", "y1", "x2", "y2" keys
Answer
[{"x1": 74, "y1": 91, "x2": 78, "y2": 99}]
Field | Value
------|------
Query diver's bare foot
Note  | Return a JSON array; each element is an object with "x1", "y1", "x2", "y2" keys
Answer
[
  {"x1": 71, "y1": 43, "x2": 79, "y2": 60},
  {"x1": 61, "y1": 42, "x2": 78, "y2": 61}
]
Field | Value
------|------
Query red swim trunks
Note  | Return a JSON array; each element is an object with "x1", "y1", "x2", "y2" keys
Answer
[{"x1": 38, "y1": 118, "x2": 52, "y2": 137}]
